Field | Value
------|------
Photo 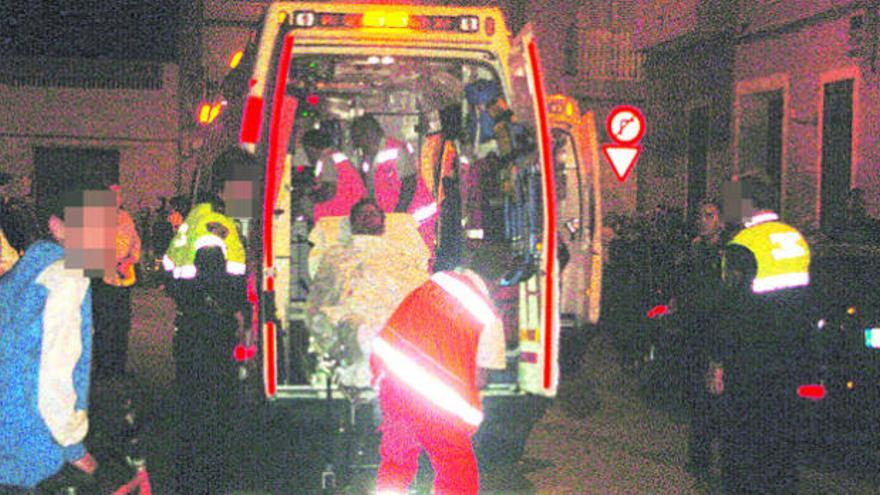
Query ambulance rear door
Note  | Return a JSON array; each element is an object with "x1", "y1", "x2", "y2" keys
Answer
[
  {"x1": 508, "y1": 24, "x2": 560, "y2": 398},
  {"x1": 548, "y1": 96, "x2": 603, "y2": 328}
]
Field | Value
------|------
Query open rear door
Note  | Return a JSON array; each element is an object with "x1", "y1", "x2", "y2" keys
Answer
[
  {"x1": 582, "y1": 111, "x2": 603, "y2": 325},
  {"x1": 508, "y1": 24, "x2": 559, "y2": 398}
]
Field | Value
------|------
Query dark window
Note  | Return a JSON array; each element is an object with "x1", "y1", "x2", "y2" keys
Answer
[
  {"x1": 820, "y1": 79, "x2": 853, "y2": 230},
  {"x1": 687, "y1": 106, "x2": 709, "y2": 232},
  {"x1": 563, "y1": 22, "x2": 579, "y2": 77}
]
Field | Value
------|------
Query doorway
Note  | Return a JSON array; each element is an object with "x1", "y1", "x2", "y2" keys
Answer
[
  {"x1": 820, "y1": 79, "x2": 853, "y2": 230},
  {"x1": 687, "y1": 106, "x2": 709, "y2": 233}
]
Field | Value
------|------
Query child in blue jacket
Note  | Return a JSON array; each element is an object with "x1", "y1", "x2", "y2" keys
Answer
[{"x1": 0, "y1": 191, "x2": 106, "y2": 491}]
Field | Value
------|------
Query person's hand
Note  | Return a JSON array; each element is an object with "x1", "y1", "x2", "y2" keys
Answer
[
  {"x1": 705, "y1": 364, "x2": 724, "y2": 396},
  {"x1": 70, "y1": 452, "x2": 98, "y2": 475}
]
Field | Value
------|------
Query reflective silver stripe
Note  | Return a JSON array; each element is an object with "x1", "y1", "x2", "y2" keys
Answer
[
  {"x1": 405, "y1": 142, "x2": 414, "y2": 154},
  {"x1": 362, "y1": 161, "x2": 370, "y2": 173},
  {"x1": 465, "y1": 229, "x2": 484, "y2": 239},
  {"x1": 173, "y1": 223, "x2": 188, "y2": 248},
  {"x1": 226, "y1": 261, "x2": 246, "y2": 275},
  {"x1": 314, "y1": 159, "x2": 324, "y2": 178},
  {"x1": 374, "y1": 148, "x2": 399, "y2": 164},
  {"x1": 162, "y1": 254, "x2": 175, "y2": 271},
  {"x1": 194, "y1": 234, "x2": 228, "y2": 257},
  {"x1": 412, "y1": 202, "x2": 438, "y2": 224},
  {"x1": 331, "y1": 152, "x2": 348, "y2": 164},
  {"x1": 372, "y1": 338, "x2": 483, "y2": 426},
  {"x1": 173, "y1": 265, "x2": 197, "y2": 280},
  {"x1": 769, "y1": 232, "x2": 807, "y2": 260},
  {"x1": 431, "y1": 272, "x2": 495, "y2": 328},
  {"x1": 744, "y1": 212, "x2": 779, "y2": 228},
  {"x1": 752, "y1": 272, "x2": 810, "y2": 293}
]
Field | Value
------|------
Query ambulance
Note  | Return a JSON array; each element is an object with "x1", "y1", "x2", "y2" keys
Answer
[{"x1": 197, "y1": 2, "x2": 603, "y2": 465}]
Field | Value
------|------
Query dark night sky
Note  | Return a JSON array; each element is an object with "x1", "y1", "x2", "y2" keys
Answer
[{"x1": 1, "y1": 1, "x2": 181, "y2": 62}]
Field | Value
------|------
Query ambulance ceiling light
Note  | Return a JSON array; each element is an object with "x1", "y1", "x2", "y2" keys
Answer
[
  {"x1": 460, "y1": 16, "x2": 479, "y2": 32},
  {"x1": 294, "y1": 11, "x2": 316, "y2": 28}
]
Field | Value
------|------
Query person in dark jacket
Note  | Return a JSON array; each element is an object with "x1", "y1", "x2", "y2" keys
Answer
[{"x1": 682, "y1": 200, "x2": 726, "y2": 481}]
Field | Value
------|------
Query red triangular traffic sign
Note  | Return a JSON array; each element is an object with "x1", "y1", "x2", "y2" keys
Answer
[{"x1": 602, "y1": 144, "x2": 641, "y2": 182}]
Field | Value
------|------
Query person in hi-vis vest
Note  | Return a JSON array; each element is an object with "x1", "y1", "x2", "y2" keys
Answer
[
  {"x1": 371, "y1": 267, "x2": 505, "y2": 495},
  {"x1": 709, "y1": 175, "x2": 811, "y2": 495},
  {"x1": 162, "y1": 151, "x2": 250, "y2": 495}
]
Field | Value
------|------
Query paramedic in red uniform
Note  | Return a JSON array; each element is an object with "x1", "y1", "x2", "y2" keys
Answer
[
  {"x1": 350, "y1": 115, "x2": 439, "y2": 264},
  {"x1": 302, "y1": 128, "x2": 363, "y2": 224},
  {"x1": 370, "y1": 268, "x2": 506, "y2": 495}
]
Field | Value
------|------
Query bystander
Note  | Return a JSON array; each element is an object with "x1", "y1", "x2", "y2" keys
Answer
[
  {"x1": 91, "y1": 184, "x2": 142, "y2": 379},
  {"x1": 0, "y1": 189, "x2": 113, "y2": 493}
]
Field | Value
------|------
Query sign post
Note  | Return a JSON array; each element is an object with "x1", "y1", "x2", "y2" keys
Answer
[{"x1": 602, "y1": 105, "x2": 645, "y2": 182}]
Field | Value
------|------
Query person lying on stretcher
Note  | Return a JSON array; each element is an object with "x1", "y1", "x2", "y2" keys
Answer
[{"x1": 306, "y1": 198, "x2": 430, "y2": 390}]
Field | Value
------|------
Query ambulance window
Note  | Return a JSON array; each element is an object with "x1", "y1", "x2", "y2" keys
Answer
[{"x1": 552, "y1": 129, "x2": 587, "y2": 241}]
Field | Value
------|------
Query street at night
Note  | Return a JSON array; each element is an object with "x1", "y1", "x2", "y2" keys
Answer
[{"x1": 118, "y1": 285, "x2": 878, "y2": 494}]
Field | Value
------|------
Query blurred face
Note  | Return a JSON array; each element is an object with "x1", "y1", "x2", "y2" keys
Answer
[
  {"x1": 223, "y1": 179, "x2": 255, "y2": 217},
  {"x1": 57, "y1": 190, "x2": 118, "y2": 277},
  {"x1": 351, "y1": 203, "x2": 385, "y2": 235},
  {"x1": 721, "y1": 181, "x2": 756, "y2": 224}
]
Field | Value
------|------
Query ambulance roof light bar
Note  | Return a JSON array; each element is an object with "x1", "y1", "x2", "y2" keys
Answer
[{"x1": 291, "y1": 10, "x2": 490, "y2": 35}]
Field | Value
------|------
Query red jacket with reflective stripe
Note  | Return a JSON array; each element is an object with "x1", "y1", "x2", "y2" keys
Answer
[
  {"x1": 372, "y1": 271, "x2": 490, "y2": 432},
  {"x1": 313, "y1": 151, "x2": 364, "y2": 222},
  {"x1": 372, "y1": 137, "x2": 404, "y2": 213}
]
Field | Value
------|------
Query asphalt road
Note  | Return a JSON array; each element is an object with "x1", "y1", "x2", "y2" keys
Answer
[{"x1": 120, "y1": 286, "x2": 878, "y2": 494}]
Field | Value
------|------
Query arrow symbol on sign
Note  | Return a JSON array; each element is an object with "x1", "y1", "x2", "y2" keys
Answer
[{"x1": 602, "y1": 145, "x2": 641, "y2": 182}]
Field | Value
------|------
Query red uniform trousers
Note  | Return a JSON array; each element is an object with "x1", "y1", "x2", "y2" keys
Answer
[{"x1": 376, "y1": 378, "x2": 480, "y2": 495}]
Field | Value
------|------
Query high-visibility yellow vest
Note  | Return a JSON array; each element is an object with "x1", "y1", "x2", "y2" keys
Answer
[
  {"x1": 724, "y1": 212, "x2": 810, "y2": 293},
  {"x1": 162, "y1": 203, "x2": 246, "y2": 279},
  {"x1": 0, "y1": 228, "x2": 19, "y2": 276}
]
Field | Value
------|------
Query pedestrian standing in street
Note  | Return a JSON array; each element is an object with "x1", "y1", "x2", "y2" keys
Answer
[
  {"x1": 162, "y1": 153, "x2": 249, "y2": 494},
  {"x1": 710, "y1": 176, "x2": 811, "y2": 494},
  {"x1": 682, "y1": 200, "x2": 726, "y2": 481},
  {"x1": 91, "y1": 184, "x2": 141, "y2": 379},
  {"x1": 370, "y1": 267, "x2": 506, "y2": 495},
  {"x1": 0, "y1": 189, "x2": 108, "y2": 493}
]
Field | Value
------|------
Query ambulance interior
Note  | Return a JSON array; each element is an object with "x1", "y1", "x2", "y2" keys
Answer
[{"x1": 280, "y1": 53, "x2": 545, "y2": 386}]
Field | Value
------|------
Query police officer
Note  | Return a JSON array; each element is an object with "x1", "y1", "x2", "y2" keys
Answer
[
  {"x1": 162, "y1": 171, "x2": 248, "y2": 494},
  {"x1": 709, "y1": 176, "x2": 811, "y2": 494}
]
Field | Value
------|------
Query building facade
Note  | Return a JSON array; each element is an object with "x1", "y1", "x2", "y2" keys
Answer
[
  {"x1": 518, "y1": 0, "x2": 646, "y2": 219},
  {"x1": 634, "y1": 0, "x2": 880, "y2": 232},
  {"x1": 0, "y1": 57, "x2": 181, "y2": 213}
]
